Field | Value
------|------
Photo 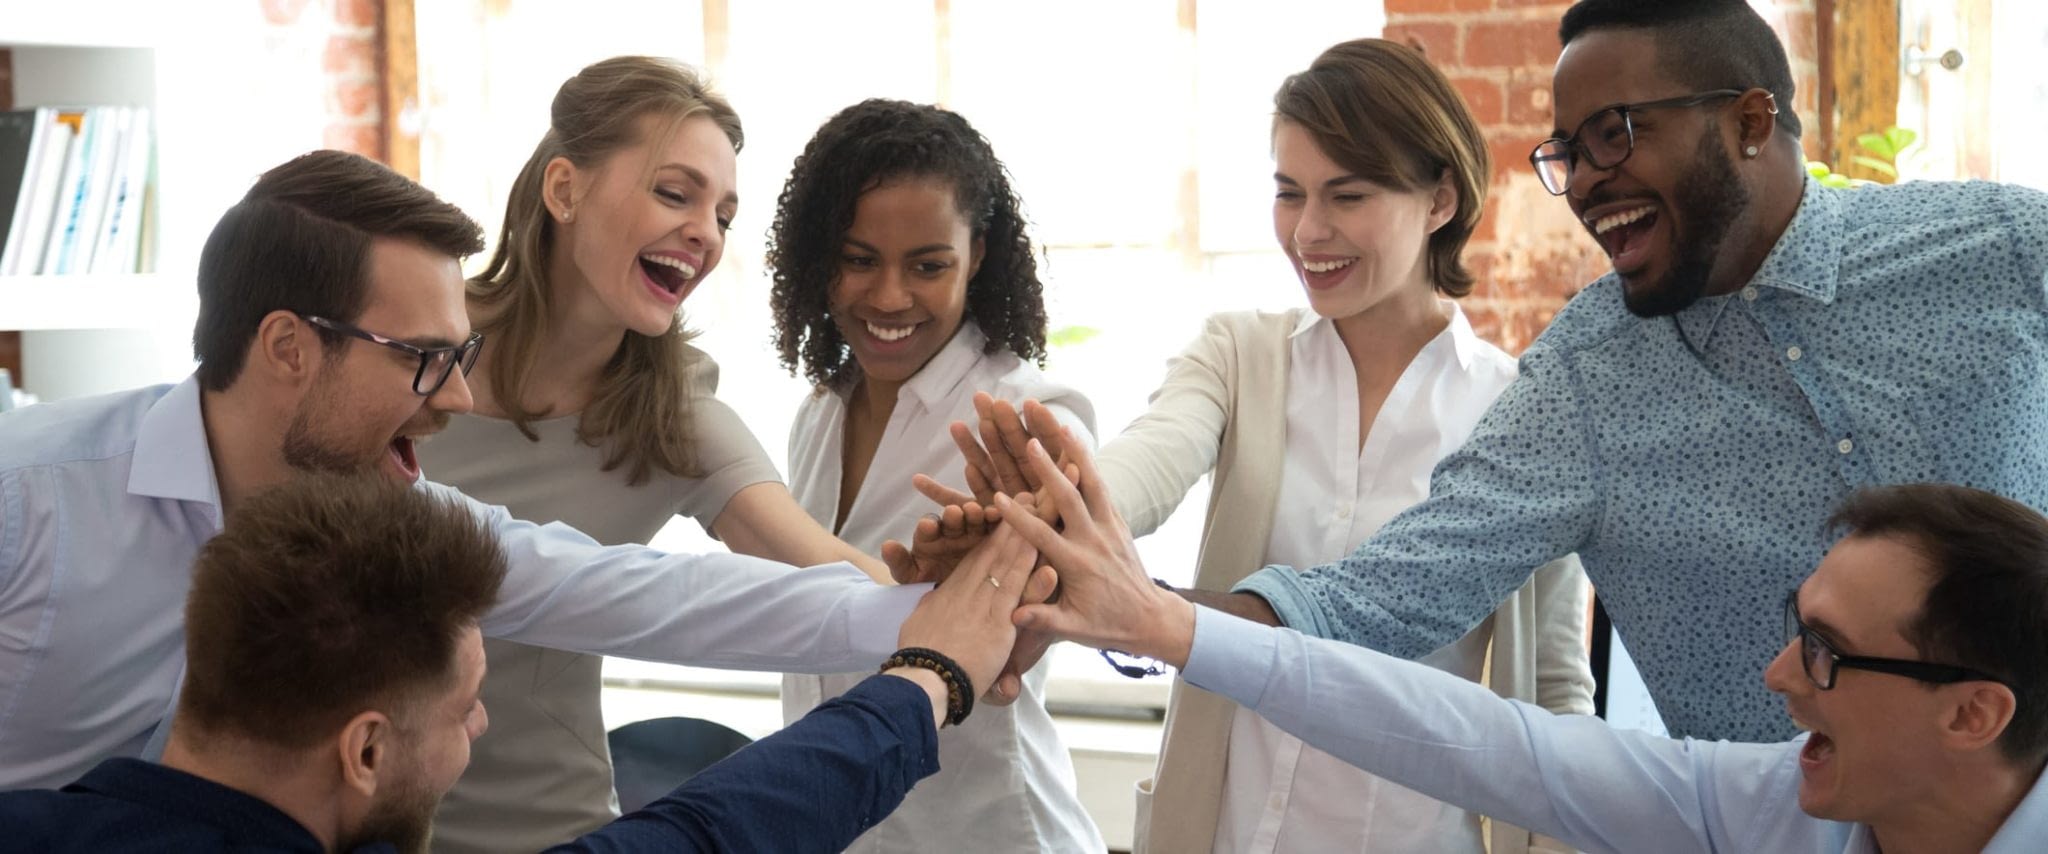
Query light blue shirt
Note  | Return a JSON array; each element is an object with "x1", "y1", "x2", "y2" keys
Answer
[
  {"x1": 1183, "y1": 607, "x2": 2048, "y2": 853},
  {"x1": 0, "y1": 376, "x2": 924, "y2": 790},
  {"x1": 1239, "y1": 178, "x2": 2048, "y2": 741}
]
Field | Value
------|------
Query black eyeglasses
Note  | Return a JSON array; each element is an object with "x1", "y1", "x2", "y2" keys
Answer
[
  {"x1": 302, "y1": 315, "x2": 484, "y2": 397},
  {"x1": 1783, "y1": 592, "x2": 2004, "y2": 690},
  {"x1": 1529, "y1": 89, "x2": 1749, "y2": 195}
]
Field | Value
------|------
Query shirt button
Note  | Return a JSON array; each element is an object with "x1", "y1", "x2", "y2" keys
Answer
[
  {"x1": 1837, "y1": 438, "x2": 1854, "y2": 455},
  {"x1": 1786, "y1": 346, "x2": 1803, "y2": 361},
  {"x1": 1333, "y1": 504, "x2": 1353, "y2": 522},
  {"x1": 1740, "y1": 287, "x2": 1759, "y2": 301}
]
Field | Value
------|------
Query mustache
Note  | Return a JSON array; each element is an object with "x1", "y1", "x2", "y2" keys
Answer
[
  {"x1": 402, "y1": 410, "x2": 451, "y2": 437},
  {"x1": 1580, "y1": 190, "x2": 1661, "y2": 213}
]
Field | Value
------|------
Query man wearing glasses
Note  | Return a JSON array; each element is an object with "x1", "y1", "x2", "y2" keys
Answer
[
  {"x1": 0, "y1": 150, "x2": 935, "y2": 790},
  {"x1": 1140, "y1": 0, "x2": 2048, "y2": 746},
  {"x1": 997, "y1": 424, "x2": 2047, "y2": 851}
]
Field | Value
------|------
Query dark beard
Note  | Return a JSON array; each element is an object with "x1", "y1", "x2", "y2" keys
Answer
[
  {"x1": 336, "y1": 775, "x2": 439, "y2": 854},
  {"x1": 1621, "y1": 126, "x2": 1751, "y2": 318},
  {"x1": 280, "y1": 381, "x2": 373, "y2": 474}
]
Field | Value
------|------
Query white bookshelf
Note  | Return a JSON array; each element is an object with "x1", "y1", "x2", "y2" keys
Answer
[
  {"x1": 0, "y1": 273, "x2": 196, "y2": 330},
  {"x1": 2, "y1": 1, "x2": 199, "y2": 401}
]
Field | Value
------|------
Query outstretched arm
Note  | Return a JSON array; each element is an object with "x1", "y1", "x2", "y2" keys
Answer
[
  {"x1": 997, "y1": 432, "x2": 1794, "y2": 854},
  {"x1": 1231, "y1": 351, "x2": 1600, "y2": 657},
  {"x1": 553, "y1": 523, "x2": 1056, "y2": 854},
  {"x1": 549, "y1": 676, "x2": 941, "y2": 854},
  {"x1": 715, "y1": 481, "x2": 894, "y2": 584}
]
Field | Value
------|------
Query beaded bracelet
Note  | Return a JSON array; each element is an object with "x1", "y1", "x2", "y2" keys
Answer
[{"x1": 883, "y1": 646, "x2": 974, "y2": 726}]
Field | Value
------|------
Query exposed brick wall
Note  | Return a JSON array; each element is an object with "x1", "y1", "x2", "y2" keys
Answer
[
  {"x1": 259, "y1": 0, "x2": 385, "y2": 160},
  {"x1": 1386, "y1": 0, "x2": 1821, "y2": 353}
]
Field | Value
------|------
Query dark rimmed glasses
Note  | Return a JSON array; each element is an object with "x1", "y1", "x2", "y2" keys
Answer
[
  {"x1": 1783, "y1": 592, "x2": 2005, "y2": 690},
  {"x1": 1529, "y1": 89, "x2": 1749, "y2": 195},
  {"x1": 302, "y1": 314, "x2": 483, "y2": 397}
]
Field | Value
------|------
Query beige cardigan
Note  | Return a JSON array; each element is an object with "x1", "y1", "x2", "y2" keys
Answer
[{"x1": 1099, "y1": 309, "x2": 1596, "y2": 854}]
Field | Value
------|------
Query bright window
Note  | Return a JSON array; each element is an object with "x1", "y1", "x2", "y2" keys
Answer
[{"x1": 415, "y1": 0, "x2": 1384, "y2": 713}]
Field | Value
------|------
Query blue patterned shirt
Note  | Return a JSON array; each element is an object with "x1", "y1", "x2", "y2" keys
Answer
[{"x1": 1237, "y1": 177, "x2": 2048, "y2": 741}]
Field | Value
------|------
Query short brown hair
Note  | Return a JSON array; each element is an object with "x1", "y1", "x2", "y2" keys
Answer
[
  {"x1": 1273, "y1": 39, "x2": 1491, "y2": 297},
  {"x1": 178, "y1": 473, "x2": 506, "y2": 749},
  {"x1": 1830, "y1": 484, "x2": 2048, "y2": 765},
  {"x1": 193, "y1": 150, "x2": 486, "y2": 392}
]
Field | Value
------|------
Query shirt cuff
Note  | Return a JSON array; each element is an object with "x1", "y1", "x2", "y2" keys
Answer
[
  {"x1": 1180, "y1": 606, "x2": 1283, "y2": 710},
  {"x1": 845, "y1": 674, "x2": 942, "y2": 777},
  {"x1": 846, "y1": 578, "x2": 930, "y2": 664},
  {"x1": 1230, "y1": 565, "x2": 1333, "y2": 639}
]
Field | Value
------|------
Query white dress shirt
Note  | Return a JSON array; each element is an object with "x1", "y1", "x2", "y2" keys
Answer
[
  {"x1": 0, "y1": 375, "x2": 924, "y2": 790},
  {"x1": 781, "y1": 323, "x2": 1105, "y2": 853},
  {"x1": 1213, "y1": 305, "x2": 1513, "y2": 854},
  {"x1": 1186, "y1": 607, "x2": 2048, "y2": 854}
]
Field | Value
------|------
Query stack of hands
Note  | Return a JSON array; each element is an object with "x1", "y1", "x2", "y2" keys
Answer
[{"x1": 887, "y1": 394, "x2": 1198, "y2": 716}]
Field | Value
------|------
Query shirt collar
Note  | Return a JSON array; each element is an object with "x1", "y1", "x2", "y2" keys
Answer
[
  {"x1": 1288, "y1": 302, "x2": 1481, "y2": 370},
  {"x1": 1672, "y1": 177, "x2": 1844, "y2": 352},
  {"x1": 65, "y1": 758, "x2": 339, "y2": 852},
  {"x1": 1983, "y1": 764, "x2": 2048, "y2": 852},
  {"x1": 1288, "y1": 308, "x2": 1322, "y2": 339},
  {"x1": 128, "y1": 374, "x2": 224, "y2": 520},
  {"x1": 894, "y1": 322, "x2": 989, "y2": 410},
  {"x1": 1839, "y1": 764, "x2": 2048, "y2": 853}
]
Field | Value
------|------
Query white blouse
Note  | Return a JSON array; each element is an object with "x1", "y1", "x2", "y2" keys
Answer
[
  {"x1": 1214, "y1": 304, "x2": 1512, "y2": 854},
  {"x1": 782, "y1": 323, "x2": 1105, "y2": 854}
]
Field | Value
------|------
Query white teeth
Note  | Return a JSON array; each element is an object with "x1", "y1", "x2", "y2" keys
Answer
[
  {"x1": 865, "y1": 321, "x2": 915, "y2": 342},
  {"x1": 1301, "y1": 257, "x2": 1356, "y2": 274},
  {"x1": 640, "y1": 254, "x2": 698, "y2": 280},
  {"x1": 1591, "y1": 206, "x2": 1656, "y2": 236}
]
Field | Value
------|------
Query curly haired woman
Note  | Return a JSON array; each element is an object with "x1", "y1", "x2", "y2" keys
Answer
[{"x1": 766, "y1": 98, "x2": 1104, "y2": 853}]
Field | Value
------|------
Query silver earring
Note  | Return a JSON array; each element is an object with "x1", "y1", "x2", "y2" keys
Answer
[{"x1": 1744, "y1": 145, "x2": 1759, "y2": 158}]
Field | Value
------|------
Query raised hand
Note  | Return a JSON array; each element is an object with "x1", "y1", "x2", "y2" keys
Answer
[
  {"x1": 976, "y1": 394, "x2": 1074, "y2": 496},
  {"x1": 996, "y1": 414, "x2": 1195, "y2": 669},
  {"x1": 891, "y1": 396, "x2": 1077, "y2": 586},
  {"x1": 893, "y1": 521, "x2": 1060, "y2": 700},
  {"x1": 881, "y1": 500, "x2": 994, "y2": 585}
]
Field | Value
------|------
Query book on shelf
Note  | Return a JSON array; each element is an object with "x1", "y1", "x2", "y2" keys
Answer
[
  {"x1": 0, "y1": 110, "x2": 78, "y2": 277},
  {"x1": 0, "y1": 106, "x2": 152, "y2": 278},
  {"x1": 0, "y1": 109, "x2": 44, "y2": 274}
]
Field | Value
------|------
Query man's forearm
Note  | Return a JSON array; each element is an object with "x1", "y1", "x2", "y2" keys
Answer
[
  {"x1": 552, "y1": 675, "x2": 939, "y2": 853},
  {"x1": 1174, "y1": 587, "x2": 1280, "y2": 627}
]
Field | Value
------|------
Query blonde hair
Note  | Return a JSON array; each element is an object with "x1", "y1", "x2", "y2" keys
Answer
[{"x1": 469, "y1": 56, "x2": 744, "y2": 485}]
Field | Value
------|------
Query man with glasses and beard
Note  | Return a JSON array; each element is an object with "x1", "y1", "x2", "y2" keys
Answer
[
  {"x1": 992, "y1": 428, "x2": 2048, "y2": 852},
  {"x1": 0, "y1": 150, "x2": 946, "y2": 792},
  {"x1": 0, "y1": 473, "x2": 1047, "y2": 852},
  {"x1": 956, "y1": 0, "x2": 2048, "y2": 747}
]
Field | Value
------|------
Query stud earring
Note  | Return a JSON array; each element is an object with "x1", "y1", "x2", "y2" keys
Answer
[
  {"x1": 1744, "y1": 145, "x2": 1759, "y2": 158},
  {"x1": 561, "y1": 209, "x2": 574, "y2": 223}
]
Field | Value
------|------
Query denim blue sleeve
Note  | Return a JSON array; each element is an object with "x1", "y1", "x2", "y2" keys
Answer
[
  {"x1": 547, "y1": 675, "x2": 940, "y2": 854},
  {"x1": 1235, "y1": 346, "x2": 1604, "y2": 658}
]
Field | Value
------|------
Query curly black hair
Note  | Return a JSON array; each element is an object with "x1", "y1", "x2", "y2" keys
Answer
[{"x1": 767, "y1": 98, "x2": 1048, "y2": 389}]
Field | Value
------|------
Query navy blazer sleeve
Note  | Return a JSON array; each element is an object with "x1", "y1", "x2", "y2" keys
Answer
[{"x1": 547, "y1": 674, "x2": 941, "y2": 854}]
